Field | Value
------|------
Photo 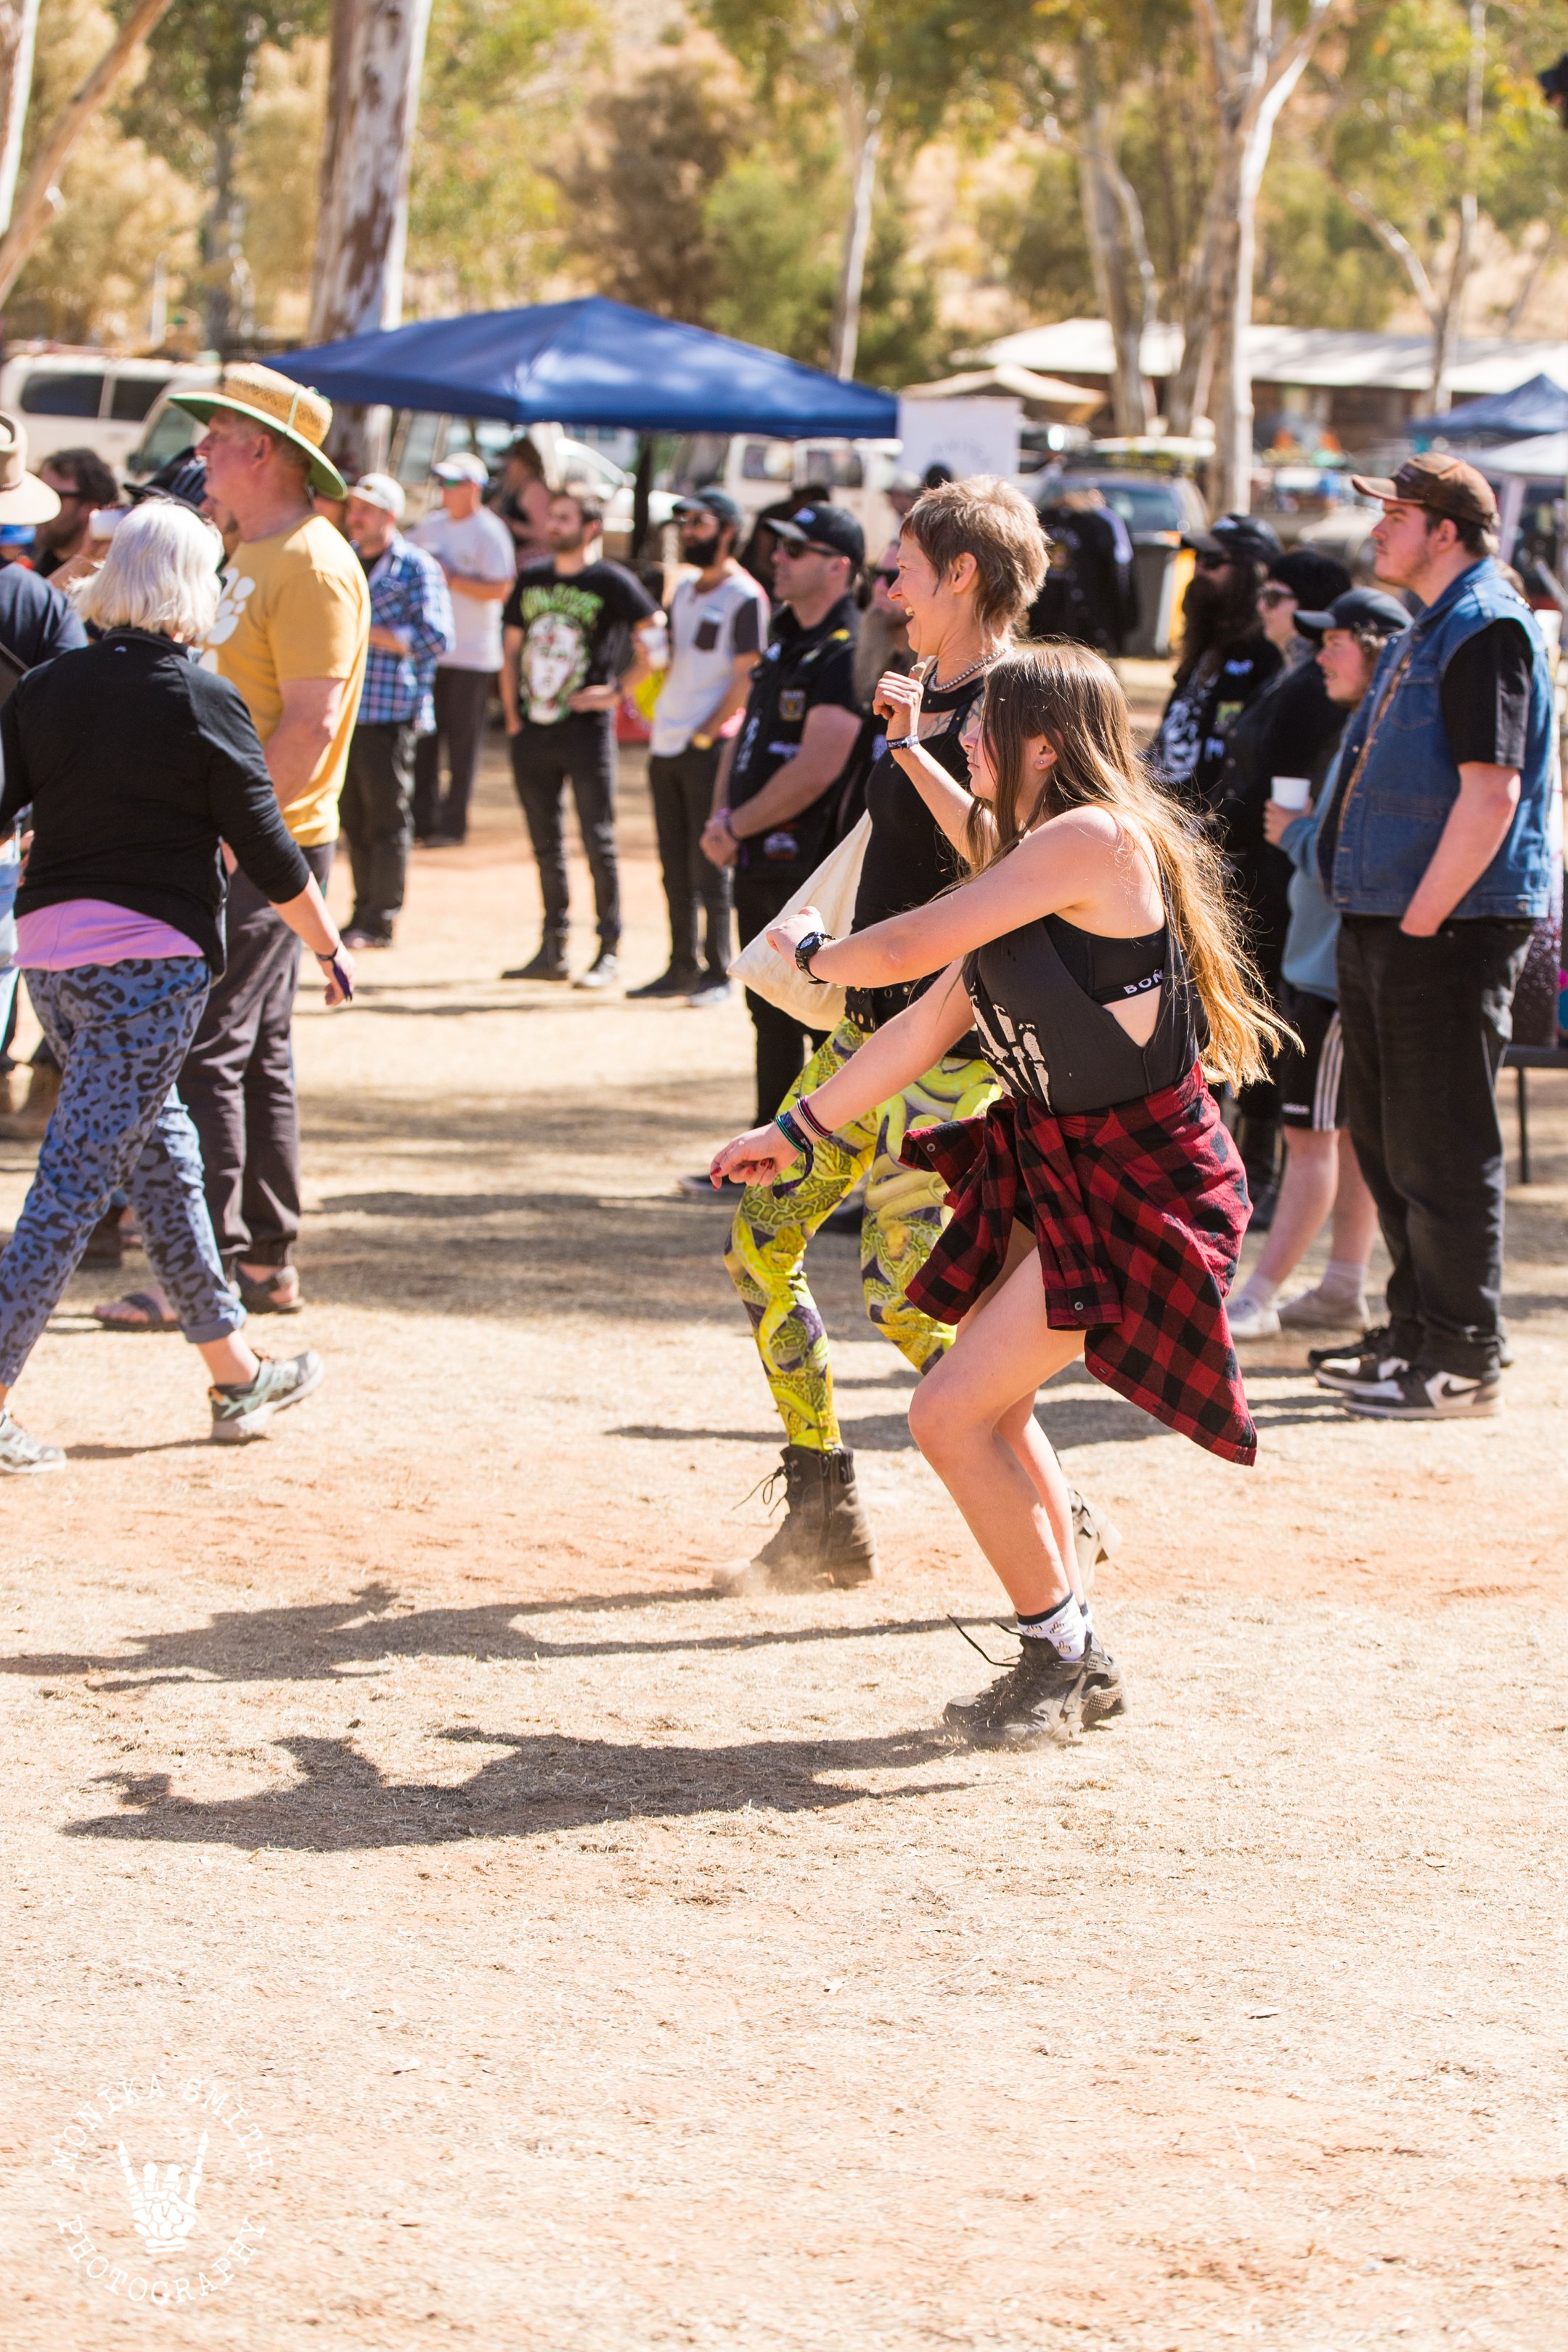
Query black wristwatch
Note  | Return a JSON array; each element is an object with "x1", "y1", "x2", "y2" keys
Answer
[{"x1": 794, "y1": 929, "x2": 833, "y2": 979}]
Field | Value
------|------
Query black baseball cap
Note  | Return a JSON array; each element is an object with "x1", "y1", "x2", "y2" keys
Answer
[
  {"x1": 674, "y1": 488, "x2": 743, "y2": 532},
  {"x1": 127, "y1": 448, "x2": 208, "y2": 516},
  {"x1": 771, "y1": 502, "x2": 865, "y2": 568},
  {"x1": 1182, "y1": 513, "x2": 1283, "y2": 568},
  {"x1": 1294, "y1": 587, "x2": 1410, "y2": 641}
]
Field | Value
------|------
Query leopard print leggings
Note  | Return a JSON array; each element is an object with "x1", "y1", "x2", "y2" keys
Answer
[{"x1": 0, "y1": 958, "x2": 243, "y2": 1387}]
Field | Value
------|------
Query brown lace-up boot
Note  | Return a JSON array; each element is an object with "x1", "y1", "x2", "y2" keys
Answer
[{"x1": 715, "y1": 1445, "x2": 878, "y2": 1594}]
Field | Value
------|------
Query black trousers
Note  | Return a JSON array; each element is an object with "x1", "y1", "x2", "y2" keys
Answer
[
  {"x1": 412, "y1": 668, "x2": 492, "y2": 841},
  {"x1": 341, "y1": 719, "x2": 416, "y2": 939},
  {"x1": 178, "y1": 841, "x2": 335, "y2": 1274},
  {"x1": 1336, "y1": 914, "x2": 1530, "y2": 1378},
  {"x1": 735, "y1": 871, "x2": 830, "y2": 1127},
  {"x1": 510, "y1": 714, "x2": 620, "y2": 952},
  {"x1": 647, "y1": 741, "x2": 732, "y2": 983}
]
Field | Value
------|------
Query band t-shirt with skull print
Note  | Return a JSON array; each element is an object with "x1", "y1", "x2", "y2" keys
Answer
[{"x1": 501, "y1": 558, "x2": 658, "y2": 726}]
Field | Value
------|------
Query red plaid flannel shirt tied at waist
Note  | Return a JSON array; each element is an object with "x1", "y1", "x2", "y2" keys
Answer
[{"x1": 898, "y1": 1062, "x2": 1257, "y2": 1466}]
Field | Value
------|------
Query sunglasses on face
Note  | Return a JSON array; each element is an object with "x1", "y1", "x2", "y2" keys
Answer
[
  {"x1": 873, "y1": 567, "x2": 900, "y2": 584},
  {"x1": 1257, "y1": 586, "x2": 1296, "y2": 607},
  {"x1": 1193, "y1": 551, "x2": 1234, "y2": 573},
  {"x1": 776, "y1": 539, "x2": 837, "y2": 562}
]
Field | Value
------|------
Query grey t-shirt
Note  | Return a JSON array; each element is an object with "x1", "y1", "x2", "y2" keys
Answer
[{"x1": 650, "y1": 568, "x2": 767, "y2": 757}]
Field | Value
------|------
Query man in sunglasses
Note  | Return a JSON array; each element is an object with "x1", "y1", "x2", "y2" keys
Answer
[
  {"x1": 701, "y1": 502, "x2": 863, "y2": 1121},
  {"x1": 1150, "y1": 512, "x2": 1283, "y2": 809}
]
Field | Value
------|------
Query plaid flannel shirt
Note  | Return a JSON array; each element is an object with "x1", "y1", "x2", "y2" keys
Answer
[
  {"x1": 900, "y1": 1061, "x2": 1257, "y2": 1463},
  {"x1": 357, "y1": 536, "x2": 454, "y2": 730}
]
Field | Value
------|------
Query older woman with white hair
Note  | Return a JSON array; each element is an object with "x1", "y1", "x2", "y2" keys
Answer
[{"x1": 0, "y1": 498, "x2": 354, "y2": 1473}]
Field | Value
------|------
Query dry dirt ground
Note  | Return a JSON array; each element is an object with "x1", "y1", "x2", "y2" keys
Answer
[{"x1": 1, "y1": 727, "x2": 1566, "y2": 2351}]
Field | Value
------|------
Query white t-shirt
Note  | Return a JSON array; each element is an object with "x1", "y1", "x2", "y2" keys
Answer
[
  {"x1": 409, "y1": 507, "x2": 516, "y2": 671},
  {"x1": 649, "y1": 567, "x2": 768, "y2": 757}
]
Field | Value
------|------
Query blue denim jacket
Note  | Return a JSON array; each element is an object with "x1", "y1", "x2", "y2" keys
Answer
[{"x1": 1322, "y1": 558, "x2": 1555, "y2": 920}]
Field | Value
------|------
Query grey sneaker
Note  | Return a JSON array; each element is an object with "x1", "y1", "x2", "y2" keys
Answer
[
  {"x1": 0, "y1": 1409, "x2": 65, "y2": 1474},
  {"x1": 210, "y1": 1350, "x2": 324, "y2": 1444},
  {"x1": 1278, "y1": 1283, "x2": 1370, "y2": 1332}
]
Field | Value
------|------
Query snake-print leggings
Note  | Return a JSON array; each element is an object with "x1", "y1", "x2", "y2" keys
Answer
[{"x1": 0, "y1": 957, "x2": 243, "y2": 1387}]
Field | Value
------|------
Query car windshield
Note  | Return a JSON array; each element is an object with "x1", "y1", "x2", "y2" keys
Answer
[{"x1": 1078, "y1": 480, "x2": 1184, "y2": 533}]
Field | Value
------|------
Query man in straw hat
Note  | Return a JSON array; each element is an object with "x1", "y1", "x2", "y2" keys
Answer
[
  {"x1": 1306, "y1": 452, "x2": 1556, "y2": 1424},
  {"x1": 0, "y1": 413, "x2": 89, "y2": 1143},
  {"x1": 94, "y1": 364, "x2": 368, "y2": 1331}
]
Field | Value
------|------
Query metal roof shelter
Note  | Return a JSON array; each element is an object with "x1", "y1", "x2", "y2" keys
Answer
[
  {"x1": 983, "y1": 318, "x2": 1568, "y2": 401},
  {"x1": 276, "y1": 295, "x2": 899, "y2": 439}
]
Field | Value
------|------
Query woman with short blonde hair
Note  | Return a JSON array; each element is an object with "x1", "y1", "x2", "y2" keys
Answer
[{"x1": 0, "y1": 502, "x2": 354, "y2": 1472}]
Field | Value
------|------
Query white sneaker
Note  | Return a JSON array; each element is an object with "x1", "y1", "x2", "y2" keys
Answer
[
  {"x1": 1278, "y1": 1283, "x2": 1370, "y2": 1332},
  {"x1": 0, "y1": 1408, "x2": 65, "y2": 1473},
  {"x1": 1226, "y1": 1292, "x2": 1281, "y2": 1341}
]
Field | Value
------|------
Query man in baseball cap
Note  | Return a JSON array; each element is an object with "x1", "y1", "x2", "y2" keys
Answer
[
  {"x1": 431, "y1": 451, "x2": 490, "y2": 489},
  {"x1": 1306, "y1": 437, "x2": 1556, "y2": 1424},
  {"x1": 672, "y1": 487, "x2": 744, "y2": 536},
  {"x1": 1291, "y1": 586, "x2": 1411, "y2": 642},
  {"x1": 768, "y1": 502, "x2": 865, "y2": 571},
  {"x1": 634, "y1": 486, "x2": 767, "y2": 1003}
]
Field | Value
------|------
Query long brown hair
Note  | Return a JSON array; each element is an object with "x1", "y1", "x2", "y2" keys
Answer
[{"x1": 964, "y1": 642, "x2": 1289, "y2": 1088}]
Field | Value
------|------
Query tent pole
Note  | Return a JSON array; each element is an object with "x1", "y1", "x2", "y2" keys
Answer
[{"x1": 632, "y1": 433, "x2": 655, "y2": 560}]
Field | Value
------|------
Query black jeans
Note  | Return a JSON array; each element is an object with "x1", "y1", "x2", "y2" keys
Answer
[
  {"x1": 412, "y1": 668, "x2": 492, "y2": 841},
  {"x1": 648, "y1": 741, "x2": 732, "y2": 982},
  {"x1": 735, "y1": 871, "x2": 830, "y2": 1126},
  {"x1": 1337, "y1": 914, "x2": 1531, "y2": 1377},
  {"x1": 341, "y1": 719, "x2": 416, "y2": 939},
  {"x1": 510, "y1": 714, "x2": 620, "y2": 952},
  {"x1": 179, "y1": 842, "x2": 335, "y2": 1274}
]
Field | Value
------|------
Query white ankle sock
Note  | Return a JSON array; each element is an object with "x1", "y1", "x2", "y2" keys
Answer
[
  {"x1": 1320, "y1": 1258, "x2": 1367, "y2": 1305},
  {"x1": 1017, "y1": 1593, "x2": 1085, "y2": 1661}
]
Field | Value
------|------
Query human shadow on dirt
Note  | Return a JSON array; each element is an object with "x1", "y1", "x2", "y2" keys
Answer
[
  {"x1": 65, "y1": 1725, "x2": 966, "y2": 1850},
  {"x1": 0, "y1": 1583, "x2": 957, "y2": 1690}
]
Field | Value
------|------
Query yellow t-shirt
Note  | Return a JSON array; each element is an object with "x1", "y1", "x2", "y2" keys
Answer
[{"x1": 204, "y1": 514, "x2": 369, "y2": 846}]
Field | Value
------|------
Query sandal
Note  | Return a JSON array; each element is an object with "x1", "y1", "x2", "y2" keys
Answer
[
  {"x1": 237, "y1": 1266, "x2": 303, "y2": 1314},
  {"x1": 91, "y1": 1288, "x2": 181, "y2": 1333}
]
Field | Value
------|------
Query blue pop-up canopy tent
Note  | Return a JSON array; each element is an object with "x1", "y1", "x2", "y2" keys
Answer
[
  {"x1": 1410, "y1": 372, "x2": 1568, "y2": 444},
  {"x1": 276, "y1": 295, "x2": 899, "y2": 439}
]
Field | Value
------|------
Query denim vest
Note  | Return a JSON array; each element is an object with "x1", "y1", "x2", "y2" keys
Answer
[{"x1": 1325, "y1": 559, "x2": 1556, "y2": 920}]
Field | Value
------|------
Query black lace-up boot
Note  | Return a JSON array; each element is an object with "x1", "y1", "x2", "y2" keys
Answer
[{"x1": 716, "y1": 1445, "x2": 878, "y2": 1594}]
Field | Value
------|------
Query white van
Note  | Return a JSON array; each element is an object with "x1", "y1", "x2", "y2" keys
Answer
[
  {"x1": 0, "y1": 352, "x2": 218, "y2": 475},
  {"x1": 669, "y1": 433, "x2": 902, "y2": 561}
]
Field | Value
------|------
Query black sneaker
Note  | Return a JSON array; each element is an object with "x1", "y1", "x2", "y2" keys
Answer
[
  {"x1": 503, "y1": 947, "x2": 570, "y2": 981},
  {"x1": 943, "y1": 1637, "x2": 1088, "y2": 1749},
  {"x1": 1079, "y1": 1631, "x2": 1127, "y2": 1727},
  {"x1": 1310, "y1": 1323, "x2": 1410, "y2": 1398},
  {"x1": 573, "y1": 951, "x2": 621, "y2": 992},
  {"x1": 627, "y1": 965, "x2": 701, "y2": 1000},
  {"x1": 1342, "y1": 1366, "x2": 1502, "y2": 1421}
]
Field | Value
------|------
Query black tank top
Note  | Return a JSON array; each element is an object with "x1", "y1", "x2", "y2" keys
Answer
[{"x1": 965, "y1": 905, "x2": 1203, "y2": 1114}]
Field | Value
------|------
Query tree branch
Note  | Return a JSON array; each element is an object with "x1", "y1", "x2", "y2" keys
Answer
[
  {"x1": 1337, "y1": 184, "x2": 1442, "y2": 324},
  {"x1": 0, "y1": 0, "x2": 176, "y2": 306}
]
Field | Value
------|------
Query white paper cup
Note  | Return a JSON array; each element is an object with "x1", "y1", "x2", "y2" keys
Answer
[{"x1": 1270, "y1": 775, "x2": 1311, "y2": 811}]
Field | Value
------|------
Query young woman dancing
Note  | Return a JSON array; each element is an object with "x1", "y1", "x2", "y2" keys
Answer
[{"x1": 711, "y1": 645, "x2": 1283, "y2": 1747}]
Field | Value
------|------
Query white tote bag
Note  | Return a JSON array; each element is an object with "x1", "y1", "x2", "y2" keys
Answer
[{"x1": 727, "y1": 812, "x2": 871, "y2": 1028}]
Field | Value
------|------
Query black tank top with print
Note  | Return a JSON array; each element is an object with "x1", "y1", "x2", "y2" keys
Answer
[{"x1": 964, "y1": 906, "x2": 1203, "y2": 1114}]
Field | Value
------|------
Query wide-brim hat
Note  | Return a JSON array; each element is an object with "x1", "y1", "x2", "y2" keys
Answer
[
  {"x1": 0, "y1": 412, "x2": 62, "y2": 524},
  {"x1": 1347, "y1": 453, "x2": 1498, "y2": 531},
  {"x1": 170, "y1": 364, "x2": 347, "y2": 500}
]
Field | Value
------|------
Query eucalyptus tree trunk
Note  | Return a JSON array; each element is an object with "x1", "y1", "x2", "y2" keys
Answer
[
  {"x1": 1074, "y1": 80, "x2": 1151, "y2": 435},
  {"x1": 830, "y1": 74, "x2": 888, "y2": 382},
  {"x1": 309, "y1": 0, "x2": 433, "y2": 345},
  {"x1": 0, "y1": 0, "x2": 40, "y2": 237},
  {"x1": 1193, "y1": 0, "x2": 1331, "y2": 513}
]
